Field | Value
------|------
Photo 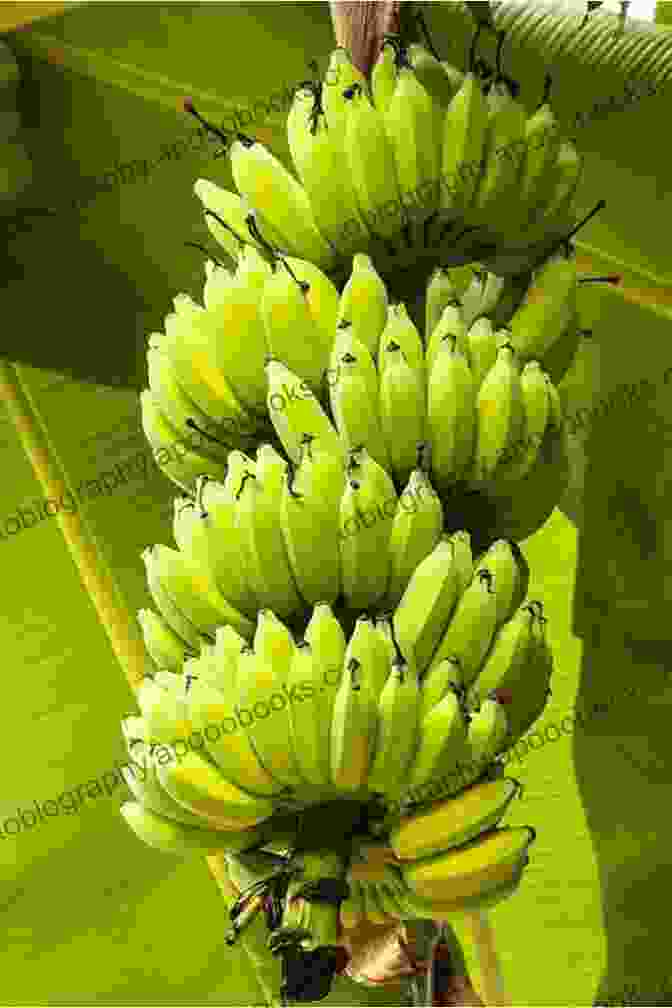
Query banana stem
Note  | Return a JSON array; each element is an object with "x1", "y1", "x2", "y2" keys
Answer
[
  {"x1": 462, "y1": 911, "x2": 511, "y2": 1006},
  {"x1": 0, "y1": 362, "x2": 151, "y2": 693}
]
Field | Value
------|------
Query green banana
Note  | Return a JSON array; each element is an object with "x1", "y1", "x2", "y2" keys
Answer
[
  {"x1": 382, "y1": 468, "x2": 443, "y2": 610},
  {"x1": 393, "y1": 536, "x2": 461, "y2": 673},
  {"x1": 330, "y1": 657, "x2": 378, "y2": 794},
  {"x1": 428, "y1": 568, "x2": 499, "y2": 687},
  {"x1": 368, "y1": 656, "x2": 420, "y2": 801}
]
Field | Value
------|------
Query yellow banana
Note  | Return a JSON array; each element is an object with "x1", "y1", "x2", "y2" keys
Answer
[
  {"x1": 121, "y1": 801, "x2": 265, "y2": 855},
  {"x1": 229, "y1": 136, "x2": 337, "y2": 269}
]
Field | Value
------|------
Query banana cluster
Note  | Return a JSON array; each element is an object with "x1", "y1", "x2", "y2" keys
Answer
[
  {"x1": 128, "y1": 536, "x2": 551, "y2": 851},
  {"x1": 140, "y1": 245, "x2": 569, "y2": 553},
  {"x1": 191, "y1": 41, "x2": 583, "y2": 288},
  {"x1": 430, "y1": 247, "x2": 587, "y2": 386}
]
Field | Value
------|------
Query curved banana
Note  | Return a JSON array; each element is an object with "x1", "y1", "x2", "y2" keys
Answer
[
  {"x1": 234, "y1": 444, "x2": 304, "y2": 620},
  {"x1": 287, "y1": 83, "x2": 369, "y2": 257},
  {"x1": 345, "y1": 614, "x2": 392, "y2": 704},
  {"x1": 336, "y1": 253, "x2": 389, "y2": 359},
  {"x1": 185, "y1": 677, "x2": 287, "y2": 799},
  {"x1": 509, "y1": 250, "x2": 577, "y2": 363},
  {"x1": 229, "y1": 136, "x2": 337, "y2": 269},
  {"x1": 473, "y1": 343, "x2": 525, "y2": 484},
  {"x1": 426, "y1": 302, "x2": 467, "y2": 379},
  {"x1": 339, "y1": 453, "x2": 397, "y2": 612},
  {"x1": 427, "y1": 340, "x2": 476, "y2": 491},
  {"x1": 330, "y1": 657, "x2": 378, "y2": 794},
  {"x1": 266, "y1": 358, "x2": 340, "y2": 465},
  {"x1": 173, "y1": 488, "x2": 257, "y2": 619},
  {"x1": 420, "y1": 656, "x2": 464, "y2": 719},
  {"x1": 235, "y1": 621, "x2": 307, "y2": 793},
  {"x1": 368, "y1": 656, "x2": 420, "y2": 801},
  {"x1": 384, "y1": 52, "x2": 441, "y2": 225},
  {"x1": 371, "y1": 39, "x2": 397, "y2": 114},
  {"x1": 465, "y1": 317, "x2": 498, "y2": 388},
  {"x1": 440, "y1": 69, "x2": 489, "y2": 217},
  {"x1": 428, "y1": 568, "x2": 499, "y2": 687},
  {"x1": 382, "y1": 467, "x2": 443, "y2": 610},
  {"x1": 519, "y1": 87, "x2": 561, "y2": 223},
  {"x1": 137, "y1": 607, "x2": 196, "y2": 673},
  {"x1": 330, "y1": 348, "x2": 390, "y2": 470},
  {"x1": 379, "y1": 302, "x2": 425, "y2": 377},
  {"x1": 473, "y1": 539, "x2": 529, "y2": 627},
  {"x1": 379, "y1": 342, "x2": 426, "y2": 486},
  {"x1": 260, "y1": 262, "x2": 331, "y2": 393},
  {"x1": 393, "y1": 536, "x2": 461, "y2": 673},
  {"x1": 426, "y1": 268, "x2": 461, "y2": 345},
  {"x1": 405, "y1": 685, "x2": 468, "y2": 796},
  {"x1": 474, "y1": 78, "x2": 526, "y2": 237},
  {"x1": 468, "y1": 602, "x2": 537, "y2": 711},
  {"x1": 391, "y1": 776, "x2": 520, "y2": 861},
  {"x1": 286, "y1": 640, "x2": 335, "y2": 793},
  {"x1": 466, "y1": 696, "x2": 509, "y2": 766},
  {"x1": 343, "y1": 82, "x2": 402, "y2": 241},
  {"x1": 139, "y1": 390, "x2": 227, "y2": 494},
  {"x1": 143, "y1": 543, "x2": 255, "y2": 642},
  {"x1": 279, "y1": 436, "x2": 344, "y2": 607},
  {"x1": 402, "y1": 825, "x2": 535, "y2": 905},
  {"x1": 329, "y1": 321, "x2": 379, "y2": 411},
  {"x1": 322, "y1": 47, "x2": 368, "y2": 144},
  {"x1": 121, "y1": 801, "x2": 266, "y2": 855},
  {"x1": 304, "y1": 603, "x2": 347, "y2": 786},
  {"x1": 193, "y1": 179, "x2": 273, "y2": 262}
]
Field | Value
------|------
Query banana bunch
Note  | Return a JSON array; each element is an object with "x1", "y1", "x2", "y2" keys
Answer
[
  {"x1": 430, "y1": 246, "x2": 587, "y2": 385},
  {"x1": 131, "y1": 536, "x2": 550, "y2": 819},
  {"x1": 185, "y1": 37, "x2": 583, "y2": 290}
]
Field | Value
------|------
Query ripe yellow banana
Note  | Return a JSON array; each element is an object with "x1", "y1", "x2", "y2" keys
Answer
[
  {"x1": 229, "y1": 136, "x2": 337, "y2": 269},
  {"x1": 121, "y1": 801, "x2": 265, "y2": 855},
  {"x1": 186, "y1": 676, "x2": 287, "y2": 799},
  {"x1": 402, "y1": 825, "x2": 535, "y2": 905},
  {"x1": 391, "y1": 776, "x2": 521, "y2": 861}
]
